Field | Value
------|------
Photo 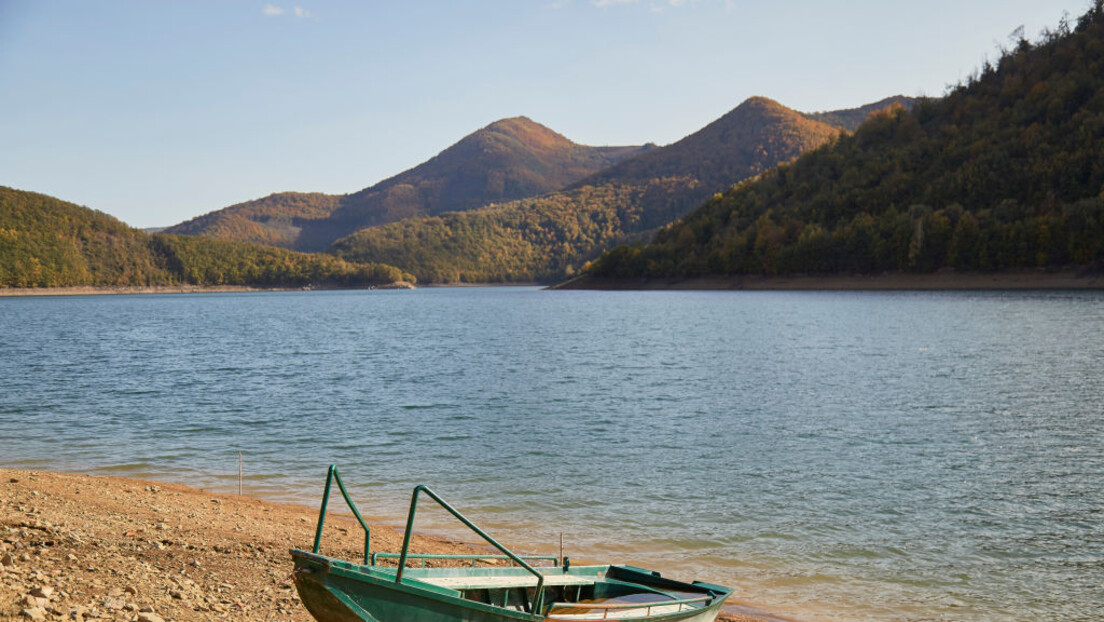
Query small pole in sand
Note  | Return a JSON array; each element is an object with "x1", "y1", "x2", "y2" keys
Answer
[{"x1": 238, "y1": 451, "x2": 243, "y2": 496}]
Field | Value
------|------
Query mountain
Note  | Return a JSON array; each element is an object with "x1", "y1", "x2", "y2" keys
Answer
[
  {"x1": 164, "y1": 117, "x2": 649, "y2": 251},
  {"x1": 803, "y1": 95, "x2": 917, "y2": 132},
  {"x1": 331, "y1": 97, "x2": 846, "y2": 282},
  {"x1": 583, "y1": 4, "x2": 1104, "y2": 282},
  {"x1": 0, "y1": 186, "x2": 413, "y2": 288},
  {"x1": 577, "y1": 96, "x2": 845, "y2": 197}
]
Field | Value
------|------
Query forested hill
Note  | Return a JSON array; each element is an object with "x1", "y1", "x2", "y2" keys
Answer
[
  {"x1": 0, "y1": 187, "x2": 413, "y2": 288},
  {"x1": 576, "y1": 96, "x2": 845, "y2": 194},
  {"x1": 330, "y1": 97, "x2": 846, "y2": 283},
  {"x1": 803, "y1": 95, "x2": 917, "y2": 132},
  {"x1": 164, "y1": 192, "x2": 342, "y2": 250},
  {"x1": 585, "y1": 4, "x2": 1104, "y2": 282},
  {"x1": 165, "y1": 117, "x2": 648, "y2": 251}
]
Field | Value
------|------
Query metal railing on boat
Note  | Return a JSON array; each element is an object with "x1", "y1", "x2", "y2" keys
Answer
[
  {"x1": 396, "y1": 484, "x2": 550, "y2": 614},
  {"x1": 312, "y1": 465, "x2": 372, "y2": 564},
  {"x1": 310, "y1": 465, "x2": 553, "y2": 616}
]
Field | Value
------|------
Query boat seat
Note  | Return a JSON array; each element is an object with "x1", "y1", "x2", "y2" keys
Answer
[
  {"x1": 417, "y1": 574, "x2": 595, "y2": 590},
  {"x1": 545, "y1": 603, "x2": 694, "y2": 620}
]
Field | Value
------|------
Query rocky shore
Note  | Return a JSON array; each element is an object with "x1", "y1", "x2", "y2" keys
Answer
[{"x1": 0, "y1": 470, "x2": 769, "y2": 622}]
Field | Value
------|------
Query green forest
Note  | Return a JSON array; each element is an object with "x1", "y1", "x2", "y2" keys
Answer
[
  {"x1": 331, "y1": 178, "x2": 695, "y2": 283},
  {"x1": 588, "y1": 4, "x2": 1104, "y2": 280},
  {"x1": 0, "y1": 187, "x2": 414, "y2": 288},
  {"x1": 165, "y1": 192, "x2": 342, "y2": 250}
]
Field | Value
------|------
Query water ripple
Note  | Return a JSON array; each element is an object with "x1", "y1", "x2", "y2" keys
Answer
[{"x1": 1, "y1": 288, "x2": 1102, "y2": 621}]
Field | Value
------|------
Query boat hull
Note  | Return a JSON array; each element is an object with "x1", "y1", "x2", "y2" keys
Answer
[{"x1": 291, "y1": 550, "x2": 729, "y2": 622}]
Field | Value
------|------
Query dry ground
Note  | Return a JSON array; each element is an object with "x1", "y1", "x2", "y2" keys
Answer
[{"x1": 0, "y1": 470, "x2": 767, "y2": 622}]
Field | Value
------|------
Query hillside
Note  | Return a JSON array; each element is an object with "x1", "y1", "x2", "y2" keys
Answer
[
  {"x1": 332, "y1": 97, "x2": 846, "y2": 283},
  {"x1": 803, "y1": 95, "x2": 917, "y2": 132},
  {"x1": 165, "y1": 117, "x2": 648, "y2": 251},
  {"x1": 576, "y1": 96, "x2": 844, "y2": 197},
  {"x1": 0, "y1": 187, "x2": 413, "y2": 288},
  {"x1": 330, "y1": 179, "x2": 691, "y2": 283},
  {"x1": 584, "y1": 4, "x2": 1104, "y2": 283},
  {"x1": 165, "y1": 192, "x2": 342, "y2": 249}
]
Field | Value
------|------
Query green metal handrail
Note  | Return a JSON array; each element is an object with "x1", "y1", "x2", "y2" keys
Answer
[
  {"x1": 396, "y1": 484, "x2": 548, "y2": 617},
  {"x1": 312, "y1": 465, "x2": 372, "y2": 564},
  {"x1": 370, "y1": 552, "x2": 559, "y2": 567}
]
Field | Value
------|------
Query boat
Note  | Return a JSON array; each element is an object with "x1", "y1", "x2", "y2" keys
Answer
[{"x1": 290, "y1": 465, "x2": 734, "y2": 622}]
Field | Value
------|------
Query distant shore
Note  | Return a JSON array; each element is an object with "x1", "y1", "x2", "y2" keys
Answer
[
  {"x1": 0, "y1": 282, "x2": 416, "y2": 297},
  {"x1": 551, "y1": 268, "x2": 1104, "y2": 290},
  {"x1": 0, "y1": 469, "x2": 776, "y2": 622}
]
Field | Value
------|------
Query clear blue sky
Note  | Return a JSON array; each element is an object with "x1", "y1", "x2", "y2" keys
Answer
[{"x1": 0, "y1": 0, "x2": 1085, "y2": 228}]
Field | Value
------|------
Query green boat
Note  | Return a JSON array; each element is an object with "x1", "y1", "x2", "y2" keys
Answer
[{"x1": 291, "y1": 466, "x2": 734, "y2": 622}]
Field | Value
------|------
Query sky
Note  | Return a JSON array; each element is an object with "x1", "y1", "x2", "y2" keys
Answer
[{"x1": 0, "y1": 0, "x2": 1087, "y2": 228}]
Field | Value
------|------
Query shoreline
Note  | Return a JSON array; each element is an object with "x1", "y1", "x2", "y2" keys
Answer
[
  {"x1": 1, "y1": 469, "x2": 777, "y2": 622},
  {"x1": 13, "y1": 269, "x2": 1103, "y2": 297},
  {"x1": 0, "y1": 282, "x2": 417, "y2": 297},
  {"x1": 551, "y1": 268, "x2": 1104, "y2": 290}
]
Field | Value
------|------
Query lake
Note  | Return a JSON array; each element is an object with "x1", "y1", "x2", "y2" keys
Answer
[{"x1": 1, "y1": 287, "x2": 1102, "y2": 621}]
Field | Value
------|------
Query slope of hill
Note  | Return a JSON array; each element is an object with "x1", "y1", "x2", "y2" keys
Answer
[
  {"x1": 332, "y1": 97, "x2": 845, "y2": 283},
  {"x1": 584, "y1": 4, "x2": 1104, "y2": 282},
  {"x1": 576, "y1": 96, "x2": 844, "y2": 197},
  {"x1": 331, "y1": 178, "x2": 692, "y2": 282},
  {"x1": 1, "y1": 186, "x2": 170, "y2": 287},
  {"x1": 165, "y1": 192, "x2": 342, "y2": 249},
  {"x1": 803, "y1": 95, "x2": 917, "y2": 132},
  {"x1": 0, "y1": 187, "x2": 413, "y2": 288},
  {"x1": 165, "y1": 117, "x2": 648, "y2": 251}
]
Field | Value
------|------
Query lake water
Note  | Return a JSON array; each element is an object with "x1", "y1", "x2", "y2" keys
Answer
[{"x1": 1, "y1": 287, "x2": 1102, "y2": 621}]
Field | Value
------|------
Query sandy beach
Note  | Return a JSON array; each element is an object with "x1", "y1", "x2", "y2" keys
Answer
[{"x1": 0, "y1": 469, "x2": 771, "y2": 622}]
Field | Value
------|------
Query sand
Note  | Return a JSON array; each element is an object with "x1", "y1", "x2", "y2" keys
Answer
[{"x1": 0, "y1": 469, "x2": 769, "y2": 622}]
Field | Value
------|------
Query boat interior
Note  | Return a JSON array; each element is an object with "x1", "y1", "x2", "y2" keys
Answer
[{"x1": 374, "y1": 558, "x2": 724, "y2": 619}]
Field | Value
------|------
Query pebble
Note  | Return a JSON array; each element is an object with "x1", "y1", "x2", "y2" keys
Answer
[
  {"x1": 22, "y1": 595, "x2": 48, "y2": 608},
  {"x1": 0, "y1": 468, "x2": 433, "y2": 622}
]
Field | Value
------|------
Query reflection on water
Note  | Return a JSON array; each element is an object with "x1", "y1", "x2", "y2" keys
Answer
[{"x1": 1, "y1": 288, "x2": 1103, "y2": 621}]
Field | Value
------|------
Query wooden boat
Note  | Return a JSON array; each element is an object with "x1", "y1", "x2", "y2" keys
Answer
[{"x1": 291, "y1": 466, "x2": 733, "y2": 622}]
